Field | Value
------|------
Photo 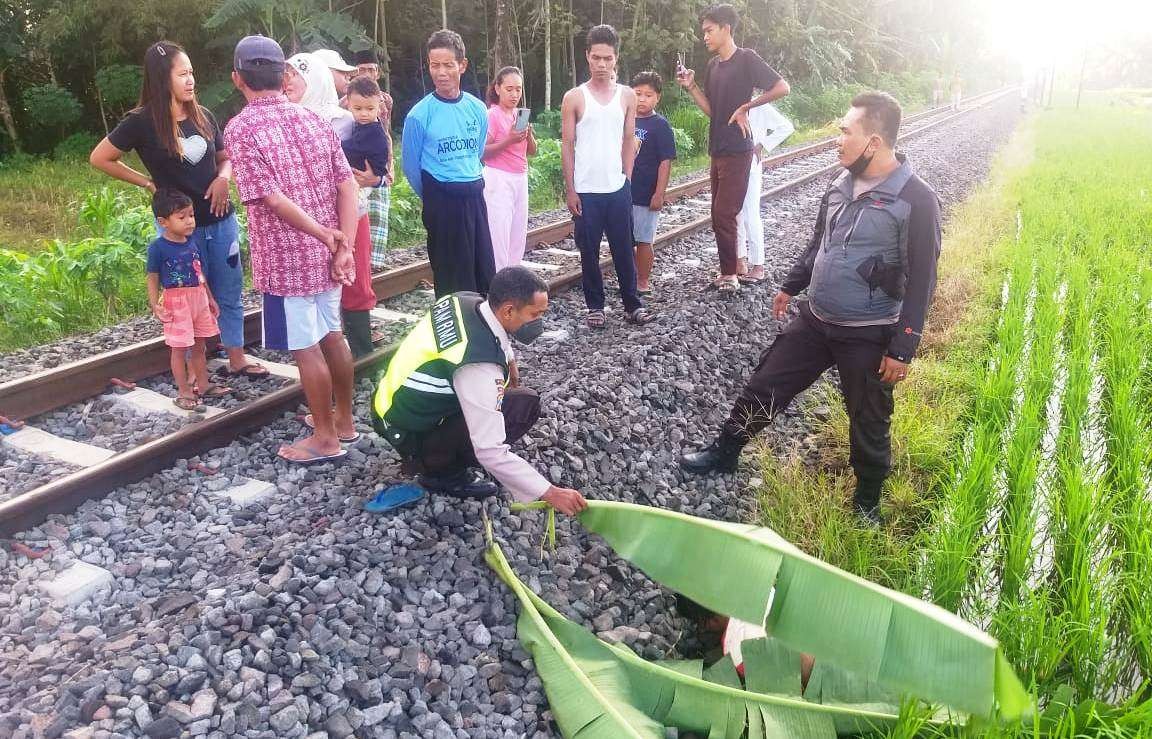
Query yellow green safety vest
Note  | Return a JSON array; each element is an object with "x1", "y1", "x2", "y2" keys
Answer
[{"x1": 371, "y1": 292, "x2": 507, "y2": 433}]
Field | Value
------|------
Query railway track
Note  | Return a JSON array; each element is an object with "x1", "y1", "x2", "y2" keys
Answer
[{"x1": 0, "y1": 88, "x2": 1014, "y2": 536}]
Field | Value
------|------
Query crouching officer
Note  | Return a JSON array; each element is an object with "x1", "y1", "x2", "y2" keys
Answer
[
  {"x1": 371, "y1": 266, "x2": 588, "y2": 515},
  {"x1": 679, "y1": 92, "x2": 941, "y2": 524}
]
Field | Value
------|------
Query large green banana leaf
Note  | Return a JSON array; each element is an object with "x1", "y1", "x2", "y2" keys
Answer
[
  {"x1": 576, "y1": 501, "x2": 1031, "y2": 721},
  {"x1": 485, "y1": 540, "x2": 905, "y2": 738}
]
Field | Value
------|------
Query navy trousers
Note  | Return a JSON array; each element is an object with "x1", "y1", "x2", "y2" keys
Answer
[{"x1": 573, "y1": 182, "x2": 642, "y2": 313}]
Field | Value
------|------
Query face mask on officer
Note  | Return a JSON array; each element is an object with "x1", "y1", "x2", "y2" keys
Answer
[
  {"x1": 513, "y1": 318, "x2": 545, "y2": 344},
  {"x1": 846, "y1": 133, "x2": 879, "y2": 177}
]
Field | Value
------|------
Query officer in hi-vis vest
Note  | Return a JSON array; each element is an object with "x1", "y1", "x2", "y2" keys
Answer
[{"x1": 371, "y1": 267, "x2": 588, "y2": 514}]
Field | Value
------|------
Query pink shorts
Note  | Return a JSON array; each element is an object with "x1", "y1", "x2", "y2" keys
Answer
[{"x1": 161, "y1": 286, "x2": 219, "y2": 348}]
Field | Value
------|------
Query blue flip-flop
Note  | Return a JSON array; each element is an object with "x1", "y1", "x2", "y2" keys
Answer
[{"x1": 363, "y1": 483, "x2": 427, "y2": 513}]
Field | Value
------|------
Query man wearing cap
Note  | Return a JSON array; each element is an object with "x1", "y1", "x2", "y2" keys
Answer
[
  {"x1": 225, "y1": 35, "x2": 362, "y2": 464},
  {"x1": 313, "y1": 48, "x2": 356, "y2": 99},
  {"x1": 370, "y1": 266, "x2": 588, "y2": 515}
]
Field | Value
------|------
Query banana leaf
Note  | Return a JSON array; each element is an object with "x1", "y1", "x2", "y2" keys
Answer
[
  {"x1": 577, "y1": 501, "x2": 1031, "y2": 721},
  {"x1": 486, "y1": 540, "x2": 904, "y2": 738}
]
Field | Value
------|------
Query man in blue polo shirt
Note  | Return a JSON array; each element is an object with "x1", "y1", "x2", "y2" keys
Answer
[{"x1": 402, "y1": 29, "x2": 495, "y2": 296}]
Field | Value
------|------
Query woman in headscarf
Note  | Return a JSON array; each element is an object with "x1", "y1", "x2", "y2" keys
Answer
[{"x1": 284, "y1": 52, "x2": 379, "y2": 358}]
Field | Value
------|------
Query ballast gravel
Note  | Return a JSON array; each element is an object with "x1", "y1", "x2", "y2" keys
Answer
[{"x1": 0, "y1": 97, "x2": 1020, "y2": 738}]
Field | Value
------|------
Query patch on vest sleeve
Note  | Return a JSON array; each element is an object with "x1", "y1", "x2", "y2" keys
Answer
[{"x1": 431, "y1": 298, "x2": 463, "y2": 351}]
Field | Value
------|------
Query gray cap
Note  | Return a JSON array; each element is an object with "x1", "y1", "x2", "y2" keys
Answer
[{"x1": 234, "y1": 35, "x2": 285, "y2": 71}]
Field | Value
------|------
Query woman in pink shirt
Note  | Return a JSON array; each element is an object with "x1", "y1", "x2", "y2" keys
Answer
[{"x1": 482, "y1": 66, "x2": 537, "y2": 271}]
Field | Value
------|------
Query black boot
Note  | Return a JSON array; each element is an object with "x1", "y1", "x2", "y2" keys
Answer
[
  {"x1": 342, "y1": 309, "x2": 374, "y2": 359},
  {"x1": 851, "y1": 475, "x2": 884, "y2": 526},
  {"x1": 679, "y1": 432, "x2": 745, "y2": 474},
  {"x1": 417, "y1": 469, "x2": 499, "y2": 499}
]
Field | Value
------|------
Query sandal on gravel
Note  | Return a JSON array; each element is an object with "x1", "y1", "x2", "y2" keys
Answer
[
  {"x1": 174, "y1": 396, "x2": 206, "y2": 412},
  {"x1": 637, "y1": 287, "x2": 653, "y2": 296},
  {"x1": 717, "y1": 277, "x2": 740, "y2": 294},
  {"x1": 585, "y1": 310, "x2": 606, "y2": 329},
  {"x1": 303, "y1": 413, "x2": 361, "y2": 443},
  {"x1": 277, "y1": 442, "x2": 348, "y2": 465},
  {"x1": 625, "y1": 308, "x2": 656, "y2": 325},
  {"x1": 198, "y1": 384, "x2": 233, "y2": 399},
  {"x1": 738, "y1": 268, "x2": 766, "y2": 285},
  {"x1": 223, "y1": 363, "x2": 269, "y2": 378},
  {"x1": 363, "y1": 482, "x2": 427, "y2": 513}
]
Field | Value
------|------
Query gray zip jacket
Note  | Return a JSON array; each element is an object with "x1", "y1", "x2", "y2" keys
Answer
[{"x1": 782, "y1": 154, "x2": 941, "y2": 362}]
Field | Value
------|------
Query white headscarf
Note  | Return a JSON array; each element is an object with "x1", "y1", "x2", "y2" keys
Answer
[{"x1": 286, "y1": 52, "x2": 348, "y2": 125}]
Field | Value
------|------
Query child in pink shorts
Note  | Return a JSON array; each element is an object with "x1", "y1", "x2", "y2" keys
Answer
[{"x1": 146, "y1": 190, "x2": 231, "y2": 411}]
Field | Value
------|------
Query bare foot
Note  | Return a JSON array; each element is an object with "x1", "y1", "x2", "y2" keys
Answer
[
  {"x1": 748, "y1": 265, "x2": 766, "y2": 281},
  {"x1": 277, "y1": 436, "x2": 343, "y2": 462},
  {"x1": 737, "y1": 257, "x2": 749, "y2": 276},
  {"x1": 304, "y1": 413, "x2": 356, "y2": 439}
]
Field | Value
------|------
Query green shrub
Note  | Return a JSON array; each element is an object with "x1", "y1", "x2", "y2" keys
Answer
[
  {"x1": 527, "y1": 138, "x2": 563, "y2": 211},
  {"x1": 533, "y1": 109, "x2": 562, "y2": 139},
  {"x1": 53, "y1": 132, "x2": 101, "y2": 161},
  {"x1": 95, "y1": 65, "x2": 143, "y2": 116},
  {"x1": 670, "y1": 126, "x2": 694, "y2": 157},
  {"x1": 22, "y1": 84, "x2": 83, "y2": 132},
  {"x1": 665, "y1": 104, "x2": 708, "y2": 156}
]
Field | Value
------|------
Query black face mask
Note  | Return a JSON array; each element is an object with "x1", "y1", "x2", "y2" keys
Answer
[
  {"x1": 846, "y1": 139, "x2": 875, "y2": 177},
  {"x1": 513, "y1": 318, "x2": 545, "y2": 344}
]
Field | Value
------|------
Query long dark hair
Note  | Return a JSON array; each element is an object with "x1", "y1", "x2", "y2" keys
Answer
[
  {"x1": 487, "y1": 66, "x2": 523, "y2": 106},
  {"x1": 137, "y1": 40, "x2": 212, "y2": 159}
]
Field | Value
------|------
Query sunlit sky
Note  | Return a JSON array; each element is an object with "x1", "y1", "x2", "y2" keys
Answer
[{"x1": 986, "y1": 0, "x2": 1152, "y2": 73}]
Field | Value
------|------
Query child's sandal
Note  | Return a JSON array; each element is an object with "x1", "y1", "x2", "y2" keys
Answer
[
  {"x1": 174, "y1": 396, "x2": 206, "y2": 412},
  {"x1": 199, "y1": 384, "x2": 233, "y2": 399}
]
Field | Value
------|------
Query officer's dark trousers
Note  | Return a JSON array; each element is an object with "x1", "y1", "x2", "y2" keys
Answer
[
  {"x1": 721, "y1": 301, "x2": 895, "y2": 485},
  {"x1": 421, "y1": 172, "x2": 497, "y2": 298},
  {"x1": 395, "y1": 387, "x2": 540, "y2": 478}
]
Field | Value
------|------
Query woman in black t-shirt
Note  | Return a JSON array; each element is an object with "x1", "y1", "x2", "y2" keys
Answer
[{"x1": 90, "y1": 40, "x2": 267, "y2": 378}]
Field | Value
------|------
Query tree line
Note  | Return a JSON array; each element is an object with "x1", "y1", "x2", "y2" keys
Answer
[{"x1": 1, "y1": 0, "x2": 1016, "y2": 156}]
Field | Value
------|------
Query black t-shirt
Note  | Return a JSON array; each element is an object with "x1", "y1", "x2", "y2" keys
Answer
[
  {"x1": 631, "y1": 113, "x2": 677, "y2": 205},
  {"x1": 108, "y1": 107, "x2": 233, "y2": 227},
  {"x1": 705, "y1": 48, "x2": 783, "y2": 156}
]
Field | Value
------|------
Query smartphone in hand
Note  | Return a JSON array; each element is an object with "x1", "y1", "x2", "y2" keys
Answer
[
  {"x1": 513, "y1": 108, "x2": 531, "y2": 132},
  {"x1": 676, "y1": 52, "x2": 687, "y2": 78}
]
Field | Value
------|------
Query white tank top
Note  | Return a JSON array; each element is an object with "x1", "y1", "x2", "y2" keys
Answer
[{"x1": 574, "y1": 83, "x2": 627, "y2": 194}]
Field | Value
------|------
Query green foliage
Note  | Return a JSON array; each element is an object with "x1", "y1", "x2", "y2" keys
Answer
[
  {"x1": 52, "y1": 132, "x2": 100, "y2": 161},
  {"x1": 533, "y1": 109, "x2": 562, "y2": 139},
  {"x1": 669, "y1": 125, "x2": 695, "y2": 158},
  {"x1": 204, "y1": 0, "x2": 370, "y2": 54},
  {"x1": 22, "y1": 84, "x2": 83, "y2": 130},
  {"x1": 777, "y1": 85, "x2": 863, "y2": 130},
  {"x1": 95, "y1": 64, "x2": 143, "y2": 115},
  {"x1": 527, "y1": 137, "x2": 563, "y2": 209},
  {"x1": 386, "y1": 175, "x2": 423, "y2": 248},
  {"x1": 665, "y1": 104, "x2": 708, "y2": 158}
]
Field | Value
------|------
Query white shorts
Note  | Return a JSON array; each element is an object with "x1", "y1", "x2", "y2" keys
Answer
[
  {"x1": 631, "y1": 205, "x2": 660, "y2": 244},
  {"x1": 262, "y1": 286, "x2": 342, "y2": 351}
]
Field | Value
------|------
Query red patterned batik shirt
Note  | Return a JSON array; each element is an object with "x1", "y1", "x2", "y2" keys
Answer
[{"x1": 224, "y1": 93, "x2": 353, "y2": 296}]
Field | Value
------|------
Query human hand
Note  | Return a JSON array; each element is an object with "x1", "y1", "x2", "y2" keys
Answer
[
  {"x1": 205, "y1": 176, "x2": 231, "y2": 217},
  {"x1": 771, "y1": 290, "x2": 792, "y2": 320},
  {"x1": 649, "y1": 192, "x2": 665, "y2": 211},
  {"x1": 878, "y1": 355, "x2": 909, "y2": 385},
  {"x1": 330, "y1": 246, "x2": 356, "y2": 286},
  {"x1": 208, "y1": 299, "x2": 220, "y2": 318},
  {"x1": 143, "y1": 180, "x2": 157, "y2": 194},
  {"x1": 151, "y1": 303, "x2": 170, "y2": 322},
  {"x1": 383, "y1": 169, "x2": 394, "y2": 187},
  {"x1": 728, "y1": 105, "x2": 751, "y2": 138},
  {"x1": 319, "y1": 227, "x2": 346, "y2": 254},
  {"x1": 676, "y1": 68, "x2": 695, "y2": 88},
  {"x1": 508, "y1": 127, "x2": 529, "y2": 144},
  {"x1": 566, "y1": 191, "x2": 582, "y2": 217},
  {"x1": 353, "y1": 162, "x2": 380, "y2": 188},
  {"x1": 541, "y1": 486, "x2": 588, "y2": 516}
]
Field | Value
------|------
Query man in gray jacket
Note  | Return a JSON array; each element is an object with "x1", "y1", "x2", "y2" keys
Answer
[{"x1": 680, "y1": 92, "x2": 941, "y2": 524}]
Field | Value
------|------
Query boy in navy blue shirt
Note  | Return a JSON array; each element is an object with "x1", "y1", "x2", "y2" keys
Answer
[
  {"x1": 630, "y1": 71, "x2": 677, "y2": 294},
  {"x1": 401, "y1": 29, "x2": 495, "y2": 296},
  {"x1": 146, "y1": 189, "x2": 229, "y2": 411}
]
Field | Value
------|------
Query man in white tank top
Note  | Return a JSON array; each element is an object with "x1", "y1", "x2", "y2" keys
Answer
[{"x1": 560, "y1": 24, "x2": 655, "y2": 328}]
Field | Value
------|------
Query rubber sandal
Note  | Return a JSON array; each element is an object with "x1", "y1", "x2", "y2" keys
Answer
[
  {"x1": 277, "y1": 442, "x2": 349, "y2": 465},
  {"x1": 363, "y1": 483, "x2": 427, "y2": 513},
  {"x1": 223, "y1": 363, "x2": 269, "y2": 378},
  {"x1": 737, "y1": 273, "x2": 765, "y2": 285},
  {"x1": 585, "y1": 310, "x2": 606, "y2": 329},
  {"x1": 174, "y1": 396, "x2": 205, "y2": 412},
  {"x1": 303, "y1": 413, "x2": 361, "y2": 443},
  {"x1": 625, "y1": 308, "x2": 656, "y2": 325},
  {"x1": 717, "y1": 278, "x2": 740, "y2": 294},
  {"x1": 199, "y1": 384, "x2": 233, "y2": 398},
  {"x1": 638, "y1": 287, "x2": 653, "y2": 296}
]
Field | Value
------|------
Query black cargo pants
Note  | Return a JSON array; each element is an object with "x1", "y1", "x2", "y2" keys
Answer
[
  {"x1": 385, "y1": 387, "x2": 541, "y2": 478},
  {"x1": 721, "y1": 301, "x2": 895, "y2": 485}
]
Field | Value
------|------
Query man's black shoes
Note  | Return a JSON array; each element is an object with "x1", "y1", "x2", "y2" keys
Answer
[
  {"x1": 417, "y1": 470, "x2": 498, "y2": 499},
  {"x1": 852, "y1": 475, "x2": 885, "y2": 527},
  {"x1": 678, "y1": 433, "x2": 744, "y2": 474}
]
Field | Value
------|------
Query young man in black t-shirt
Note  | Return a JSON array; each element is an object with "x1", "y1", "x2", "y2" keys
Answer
[{"x1": 677, "y1": 3, "x2": 789, "y2": 293}]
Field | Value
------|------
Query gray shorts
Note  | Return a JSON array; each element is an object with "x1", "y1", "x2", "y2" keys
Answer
[{"x1": 631, "y1": 205, "x2": 660, "y2": 244}]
